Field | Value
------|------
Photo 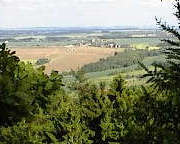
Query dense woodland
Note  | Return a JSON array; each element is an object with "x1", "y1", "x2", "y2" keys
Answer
[
  {"x1": 0, "y1": 0, "x2": 180, "y2": 143},
  {"x1": 81, "y1": 49, "x2": 161, "y2": 73}
]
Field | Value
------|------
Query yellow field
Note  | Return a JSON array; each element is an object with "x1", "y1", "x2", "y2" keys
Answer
[{"x1": 13, "y1": 46, "x2": 124, "y2": 73}]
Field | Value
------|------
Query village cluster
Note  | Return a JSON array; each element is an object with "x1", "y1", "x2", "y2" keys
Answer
[{"x1": 75, "y1": 39, "x2": 131, "y2": 48}]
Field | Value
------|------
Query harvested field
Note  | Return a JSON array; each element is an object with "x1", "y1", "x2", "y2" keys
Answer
[{"x1": 13, "y1": 46, "x2": 124, "y2": 73}]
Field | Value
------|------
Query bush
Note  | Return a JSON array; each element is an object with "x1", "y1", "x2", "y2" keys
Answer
[{"x1": 36, "y1": 58, "x2": 50, "y2": 65}]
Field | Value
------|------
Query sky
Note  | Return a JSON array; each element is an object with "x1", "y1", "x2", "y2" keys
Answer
[{"x1": 0, "y1": 0, "x2": 177, "y2": 28}]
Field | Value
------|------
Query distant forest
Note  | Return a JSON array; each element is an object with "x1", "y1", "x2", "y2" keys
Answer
[{"x1": 81, "y1": 49, "x2": 161, "y2": 73}]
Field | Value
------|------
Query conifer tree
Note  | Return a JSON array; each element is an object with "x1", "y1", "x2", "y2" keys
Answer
[
  {"x1": 140, "y1": 0, "x2": 180, "y2": 95},
  {"x1": 139, "y1": 1, "x2": 180, "y2": 141}
]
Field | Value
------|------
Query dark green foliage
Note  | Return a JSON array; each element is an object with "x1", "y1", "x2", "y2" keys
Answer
[
  {"x1": 137, "y1": 0, "x2": 180, "y2": 142},
  {"x1": 81, "y1": 49, "x2": 160, "y2": 73},
  {"x1": 130, "y1": 87, "x2": 180, "y2": 143},
  {"x1": 0, "y1": 45, "x2": 180, "y2": 143},
  {"x1": 0, "y1": 113, "x2": 56, "y2": 144},
  {"x1": 77, "y1": 82, "x2": 112, "y2": 144},
  {"x1": 0, "y1": 43, "x2": 63, "y2": 126},
  {"x1": 1, "y1": 1, "x2": 180, "y2": 142},
  {"x1": 110, "y1": 75, "x2": 126, "y2": 96},
  {"x1": 46, "y1": 91, "x2": 93, "y2": 144},
  {"x1": 71, "y1": 69, "x2": 87, "y2": 83},
  {"x1": 36, "y1": 58, "x2": 50, "y2": 65},
  {"x1": 140, "y1": 0, "x2": 180, "y2": 94},
  {"x1": 0, "y1": 43, "x2": 20, "y2": 76},
  {"x1": 0, "y1": 43, "x2": 32, "y2": 126}
]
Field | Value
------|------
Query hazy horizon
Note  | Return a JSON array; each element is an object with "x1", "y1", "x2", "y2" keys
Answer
[
  {"x1": 0, "y1": 0, "x2": 176, "y2": 28},
  {"x1": 0, "y1": 25, "x2": 157, "y2": 29}
]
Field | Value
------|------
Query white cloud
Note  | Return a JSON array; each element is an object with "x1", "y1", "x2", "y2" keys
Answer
[
  {"x1": 0, "y1": 0, "x2": 176, "y2": 28},
  {"x1": 74, "y1": 0, "x2": 117, "y2": 3},
  {"x1": 140, "y1": 0, "x2": 173, "y2": 8}
]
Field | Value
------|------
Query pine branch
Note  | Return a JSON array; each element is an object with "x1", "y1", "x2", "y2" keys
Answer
[
  {"x1": 161, "y1": 39, "x2": 180, "y2": 46},
  {"x1": 138, "y1": 61, "x2": 151, "y2": 73},
  {"x1": 173, "y1": 0, "x2": 180, "y2": 26},
  {"x1": 156, "y1": 17, "x2": 180, "y2": 40}
]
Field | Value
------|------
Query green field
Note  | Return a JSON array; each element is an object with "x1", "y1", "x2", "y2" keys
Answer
[{"x1": 63, "y1": 55, "x2": 165, "y2": 87}]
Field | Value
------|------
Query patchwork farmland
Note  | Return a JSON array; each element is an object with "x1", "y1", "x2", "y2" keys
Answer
[{"x1": 13, "y1": 46, "x2": 123, "y2": 73}]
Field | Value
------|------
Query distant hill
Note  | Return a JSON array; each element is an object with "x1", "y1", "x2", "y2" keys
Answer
[{"x1": 0, "y1": 26, "x2": 156, "y2": 31}]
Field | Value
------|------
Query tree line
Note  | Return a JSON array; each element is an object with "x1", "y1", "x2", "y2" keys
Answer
[
  {"x1": 81, "y1": 49, "x2": 161, "y2": 73},
  {"x1": 0, "y1": 0, "x2": 180, "y2": 143}
]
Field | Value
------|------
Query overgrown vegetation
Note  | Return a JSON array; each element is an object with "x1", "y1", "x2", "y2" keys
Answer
[{"x1": 0, "y1": 0, "x2": 180, "y2": 143}]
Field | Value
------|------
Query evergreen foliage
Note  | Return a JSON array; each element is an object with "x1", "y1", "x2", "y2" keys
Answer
[
  {"x1": 1, "y1": 1, "x2": 180, "y2": 143},
  {"x1": 140, "y1": 0, "x2": 180, "y2": 94},
  {"x1": 81, "y1": 49, "x2": 160, "y2": 73}
]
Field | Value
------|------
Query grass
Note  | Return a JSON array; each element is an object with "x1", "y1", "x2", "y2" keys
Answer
[
  {"x1": 22, "y1": 59, "x2": 37, "y2": 65},
  {"x1": 114, "y1": 38, "x2": 161, "y2": 46},
  {"x1": 87, "y1": 69, "x2": 147, "y2": 86},
  {"x1": 85, "y1": 55, "x2": 165, "y2": 86},
  {"x1": 131, "y1": 43, "x2": 160, "y2": 50}
]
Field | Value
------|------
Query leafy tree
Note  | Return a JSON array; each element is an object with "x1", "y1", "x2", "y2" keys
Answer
[
  {"x1": 0, "y1": 43, "x2": 33, "y2": 126},
  {"x1": 0, "y1": 43, "x2": 64, "y2": 126},
  {"x1": 0, "y1": 112, "x2": 56, "y2": 144}
]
